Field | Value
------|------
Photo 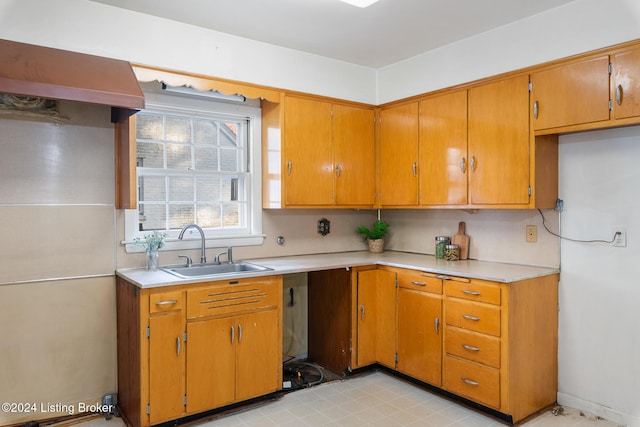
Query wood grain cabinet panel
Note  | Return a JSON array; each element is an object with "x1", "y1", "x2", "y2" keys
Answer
[
  {"x1": 116, "y1": 276, "x2": 282, "y2": 427},
  {"x1": 379, "y1": 102, "x2": 419, "y2": 206},
  {"x1": 397, "y1": 286, "x2": 443, "y2": 386},
  {"x1": 468, "y1": 74, "x2": 531, "y2": 206},
  {"x1": 419, "y1": 90, "x2": 468, "y2": 206},
  {"x1": 283, "y1": 96, "x2": 334, "y2": 206},
  {"x1": 531, "y1": 55, "x2": 611, "y2": 130},
  {"x1": 611, "y1": 46, "x2": 640, "y2": 120},
  {"x1": 282, "y1": 95, "x2": 375, "y2": 208}
]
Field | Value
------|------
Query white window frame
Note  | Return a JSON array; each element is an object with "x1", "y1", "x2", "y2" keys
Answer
[{"x1": 123, "y1": 91, "x2": 264, "y2": 253}]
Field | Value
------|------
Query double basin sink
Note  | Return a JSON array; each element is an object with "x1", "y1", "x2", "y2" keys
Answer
[{"x1": 161, "y1": 261, "x2": 273, "y2": 279}]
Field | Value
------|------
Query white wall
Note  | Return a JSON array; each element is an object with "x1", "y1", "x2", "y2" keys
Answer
[
  {"x1": 557, "y1": 126, "x2": 640, "y2": 426},
  {"x1": 378, "y1": 0, "x2": 640, "y2": 103},
  {"x1": 0, "y1": 103, "x2": 118, "y2": 426},
  {"x1": 0, "y1": 0, "x2": 377, "y2": 104}
]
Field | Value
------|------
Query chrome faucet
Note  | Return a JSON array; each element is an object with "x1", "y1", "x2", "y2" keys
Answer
[
  {"x1": 178, "y1": 224, "x2": 206, "y2": 264},
  {"x1": 214, "y1": 247, "x2": 233, "y2": 265}
]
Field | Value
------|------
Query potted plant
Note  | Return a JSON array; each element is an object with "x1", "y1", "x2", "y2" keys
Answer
[
  {"x1": 134, "y1": 230, "x2": 167, "y2": 271},
  {"x1": 357, "y1": 220, "x2": 390, "y2": 253}
]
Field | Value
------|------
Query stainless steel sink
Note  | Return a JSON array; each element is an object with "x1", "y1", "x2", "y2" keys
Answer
[{"x1": 161, "y1": 261, "x2": 273, "y2": 279}]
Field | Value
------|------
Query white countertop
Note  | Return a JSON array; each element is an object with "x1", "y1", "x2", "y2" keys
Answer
[{"x1": 116, "y1": 251, "x2": 559, "y2": 289}]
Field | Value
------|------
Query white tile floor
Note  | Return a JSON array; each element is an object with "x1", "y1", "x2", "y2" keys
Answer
[{"x1": 77, "y1": 371, "x2": 623, "y2": 427}]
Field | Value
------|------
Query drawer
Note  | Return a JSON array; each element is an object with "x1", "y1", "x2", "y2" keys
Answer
[
  {"x1": 445, "y1": 299, "x2": 501, "y2": 336},
  {"x1": 443, "y1": 355, "x2": 500, "y2": 409},
  {"x1": 397, "y1": 271, "x2": 442, "y2": 294},
  {"x1": 444, "y1": 280, "x2": 500, "y2": 305},
  {"x1": 445, "y1": 326, "x2": 500, "y2": 368},
  {"x1": 187, "y1": 277, "x2": 280, "y2": 319},
  {"x1": 149, "y1": 290, "x2": 183, "y2": 314}
]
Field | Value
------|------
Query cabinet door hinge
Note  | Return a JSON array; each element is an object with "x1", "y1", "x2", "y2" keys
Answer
[
  {"x1": 146, "y1": 404, "x2": 150, "y2": 415},
  {"x1": 609, "y1": 99, "x2": 614, "y2": 111},
  {"x1": 395, "y1": 277, "x2": 399, "y2": 288},
  {"x1": 183, "y1": 331, "x2": 187, "y2": 342},
  {"x1": 183, "y1": 395, "x2": 187, "y2": 406},
  {"x1": 395, "y1": 353, "x2": 398, "y2": 364},
  {"x1": 609, "y1": 62, "x2": 613, "y2": 75},
  {"x1": 528, "y1": 186, "x2": 532, "y2": 196},
  {"x1": 146, "y1": 326, "x2": 150, "y2": 338},
  {"x1": 528, "y1": 81, "x2": 532, "y2": 92}
]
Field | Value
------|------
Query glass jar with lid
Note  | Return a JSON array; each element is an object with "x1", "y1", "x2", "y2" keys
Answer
[{"x1": 435, "y1": 236, "x2": 450, "y2": 259}]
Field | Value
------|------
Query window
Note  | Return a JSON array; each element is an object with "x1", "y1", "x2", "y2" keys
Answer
[{"x1": 124, "y1": 91, "x2": 263, "y2": 252}]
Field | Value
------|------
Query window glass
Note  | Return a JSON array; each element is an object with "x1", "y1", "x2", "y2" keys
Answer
[{"x1": 132, "y1": 93, "x2": 259, "y2": 242}]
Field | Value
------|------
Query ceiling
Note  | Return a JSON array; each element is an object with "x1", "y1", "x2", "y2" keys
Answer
[{"x1": 89, "y1": 0, "x2": 577, "y2": 68}]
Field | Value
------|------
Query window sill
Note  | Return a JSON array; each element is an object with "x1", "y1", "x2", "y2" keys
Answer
[{"x1": 123, "y1": 234, "x2": 266, "y2": 254}]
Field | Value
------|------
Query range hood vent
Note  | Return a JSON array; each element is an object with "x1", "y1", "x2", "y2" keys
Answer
[{"x1": 0, "y1": 39, "x2": 144, "y2": 121}]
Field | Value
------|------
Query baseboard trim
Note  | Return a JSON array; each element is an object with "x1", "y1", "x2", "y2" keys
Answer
[{"x1": 557, "y1": 392, "x2": 640, "y2": 427}]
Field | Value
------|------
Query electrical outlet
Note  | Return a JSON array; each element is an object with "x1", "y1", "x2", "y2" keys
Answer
[
  {"x1": 526, "y1": 225, "x2": 537, "y2": 243},
  {"x1": 613, "y1": 227, "x2": 627, "y2": 247}
]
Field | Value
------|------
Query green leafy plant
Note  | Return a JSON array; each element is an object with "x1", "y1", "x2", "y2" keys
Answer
[
  {"x1": 357, "y1": 220, "x2": 390, "y2": 241},
  {"x1": 134, "y1": 230, "x2": 167, "y2": 253}
]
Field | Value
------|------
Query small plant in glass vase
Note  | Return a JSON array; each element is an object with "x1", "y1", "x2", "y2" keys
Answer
[
  {"x1": 134, "y1": 230, "x2": 167, "y2": 271},
  {"x1": 357, "y1": 220, "x2": 389, "y2": 253}
]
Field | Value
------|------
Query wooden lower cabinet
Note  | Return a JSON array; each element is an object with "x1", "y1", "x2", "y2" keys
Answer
[
  {"x1": 148, "y1": 312, "x2": 186, "y2": 425},
  {"x1": 350, "y1": 267, "x2": 559, "y2": 424},
  {"x1": 116, "y1": 275, "x2": 282, "y2": 427},
  {"x1": 186, "y1": 310, "x2": 280, "y2": 413},
  {"x1": 396, "y1": 271, "x2": 443, "y2": 386},
  {"x1": 354, "y1": 268, "x2": 396, "y2": 368},
  {"x1": 443, "y1": 274, "x2": 559, "y2": 423}
]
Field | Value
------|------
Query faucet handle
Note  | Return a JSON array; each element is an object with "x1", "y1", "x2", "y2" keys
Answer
[
  {"x1": 227, "y1": 246, "x2": 233, "y2": 264},
  {"x1": 178, "y1": 255, "x2": 192, "y2": 267}
]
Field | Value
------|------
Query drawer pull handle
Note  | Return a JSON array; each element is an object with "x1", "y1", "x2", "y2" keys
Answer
[
  {"x1": 461, "y1": 377, "x2": 480, "y2": 386},
  {"x1": 155, "y1": 300, "x2": 178, "y2": 306},
  {"x1": 411, "y1": 281, "x2": 426, "y2": 286},
  {"x1": 176, "y1": 336, "x2": 181, "y2": 356},
  {"x1": 462, "y1": 344, "x2": 480, "y2": 352},
  {"x1": 231, "y1": 325, "x2": 235, "y2": 344},
  {"x1": 463, "y1": 314, "x2": 480, "y2": 321},
  {"x1": 436, "y1": 275, "x2": 451, "y2": 280},
  {"x1": 462, "y1": 290, "x2": 480, "y2": 296}
]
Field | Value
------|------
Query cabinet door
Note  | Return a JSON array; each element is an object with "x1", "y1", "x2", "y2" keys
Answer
[
  {"x1": 419, "y1": 91, "x2": 468, "y2": 206},
  {"x1": 356, "y1": 269, "x2": 396, "y2": 368},
  {"x1": 235, "y1": 310, "x2": 280, "y2": 401},
  {"x1": 185, "y1": 317, "x2": 235, "y2": 413},
  {"x1": 397, "y1": 288, "x2": 442, "y2": 386},
  {"x1": 148, "y1": 313, "x2": 185, "y2": 424},
  {"x1": 468, "y1": 75, "x2": 530, "y2": 205},
  {"x1": 379, "y1": 102, "x2": 419, "y2": 206},
  {"x1": 531, "y1": 56, "x2": 610, "y2": 130},
  {"x1": 334, "y1": 104, "x2": 375, "y2": 206},
  {"x1": 612, "y1": 47, "x2": 640, "y2": 120},
  {"x1": 283, "y1": 96, "x2": 333, "y2": 206}
]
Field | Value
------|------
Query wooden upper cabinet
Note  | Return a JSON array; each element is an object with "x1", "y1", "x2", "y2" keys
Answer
[
  {"x1": 379, "y1": 102, "x2": 419, "y2": 206},
  {"x1": 611, "y1": 46, "x2": 640, "y2": 120},
  {"x1": 468, "y1": 74, "x2": 530, "y2": 206},
  {"x1": 281, "y1": 95, "x2": 375, "y2": 208},
  {"x1": 531, "y1": 55, "x2": 610, "y2": 130},
  {"x1": 283, "y1": 96, "x2": 334, "y2": 206},
  {"x1": 333, "y1": 104, "x2": 376, "y2": 206},
  {"x1": 419, "y1": 91, "x2": 468, "y2": 206}
]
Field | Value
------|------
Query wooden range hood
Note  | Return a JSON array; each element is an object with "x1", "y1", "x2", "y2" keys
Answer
[{"x1": 0, "y1": 39, "x2": 144, "y2": 122}]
